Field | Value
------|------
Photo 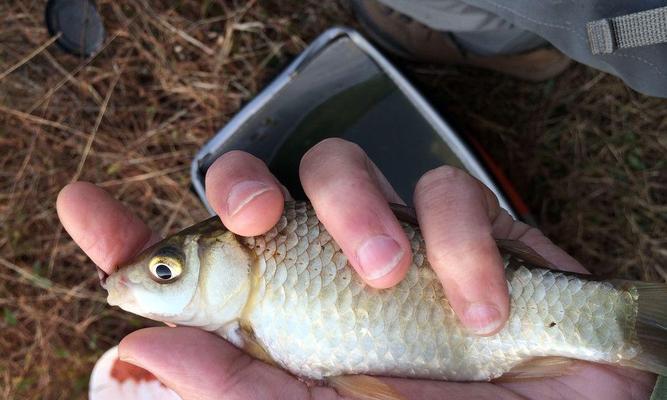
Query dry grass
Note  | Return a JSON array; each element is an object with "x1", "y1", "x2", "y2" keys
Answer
[{"x1": 0, "y1": 0, "x2": 664, "y2": 398}]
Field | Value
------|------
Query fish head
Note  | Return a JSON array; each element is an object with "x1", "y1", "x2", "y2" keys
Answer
[
  {"x1": 104, "y1": 232, "x2": 201, "y2": 322},
  {"x1": 103, "y1": 217, "x2": 254, "y2": 330}
]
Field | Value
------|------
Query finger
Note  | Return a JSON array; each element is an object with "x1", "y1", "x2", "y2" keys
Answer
[
  {"x1": 299, "y1": 138, "x2": 412, "y2": 289},
  {"x1": 205, "y1": 151, "x2": 284, "y2": 237},
  {"x1": 414, "y1": 166, "x2": 509, "y2": 336},
  {"x1": 119, "y1": 327, "x2": 308, "y2": 400},
  {"x1": 56, "y1": 182, "x2": 156, "y2": 274}
]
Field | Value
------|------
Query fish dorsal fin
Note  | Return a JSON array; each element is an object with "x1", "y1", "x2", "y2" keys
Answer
[
  {"x1": 387, "y1": 203, "x2": 553, "y2": 270},
  {"x1": 496, "y1": 239, "x2": 554, "y2": 269},
  {"x1": 388, "y1": 203, "x2": 418, "y2": 225},
  {"x1": 388, "y1": 203, "x2": 556, "y2": 271},
  {"x1": 494, "y1": 356, "x2": 580, "y2": 381},
  {"x1": 180, "y1": 215, "x2": 225, "y2": 236},
  {"x1": 327, "y1": 375, "x2": 406, "y2": 400}
]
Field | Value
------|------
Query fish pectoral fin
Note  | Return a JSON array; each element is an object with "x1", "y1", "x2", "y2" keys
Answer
[
  {"x1": 327, "y1": 375, "x2": 406, "y2": 400},
  {"x1": 494, "y1": 356, "x2": 580, "y2": 381},
  {"x1": 237, "y1": 323, "x2": 279, "y2": 368},
  {"x1": 496, "y1": 239, "x2": 555, "y2": 269},
  {"x1": 386, "y1": 206, "x2": 558, "y2": 272}
]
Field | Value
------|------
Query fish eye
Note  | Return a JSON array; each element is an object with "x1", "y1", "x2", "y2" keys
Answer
[
  {"x1": 149, "y1": 252, "x2": 183, "y2": 283},
  {"x1": 155, "y1": 264, "x2": 173, "y2": 280}
]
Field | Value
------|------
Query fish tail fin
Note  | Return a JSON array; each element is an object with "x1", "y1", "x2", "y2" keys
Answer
[{"x1": 619, "y1": 282, "x2": 667, "y2": 375}]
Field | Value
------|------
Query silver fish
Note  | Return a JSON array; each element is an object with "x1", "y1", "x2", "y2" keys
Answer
[{"x1": 103, "y1": 201, "x2": 667, "y2": 394}]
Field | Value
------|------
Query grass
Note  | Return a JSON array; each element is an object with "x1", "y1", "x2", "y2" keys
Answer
[{"x1": 0, "y1": 0, "x2": 665, "y2": 398}]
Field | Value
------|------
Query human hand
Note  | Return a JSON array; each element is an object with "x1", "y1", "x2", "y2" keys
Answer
[{"x1": 57, "y1": 138, "x2": 655, "y2": 399}]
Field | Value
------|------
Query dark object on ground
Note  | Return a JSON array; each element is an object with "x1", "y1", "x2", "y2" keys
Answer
[{"x1": 45, "y1": 0, "x2": 105, "y2": 57}]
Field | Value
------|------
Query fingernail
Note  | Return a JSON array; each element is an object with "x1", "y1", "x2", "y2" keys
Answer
[
  {"x1": 356, "y1": 235, "x2": 403, "y2": 280},
  {"x1": 226, "y1": 181, "x2": 272, "y2": 216},
  {"x1": 463, "y1": 302, "x2": 502, "y2": 335}
]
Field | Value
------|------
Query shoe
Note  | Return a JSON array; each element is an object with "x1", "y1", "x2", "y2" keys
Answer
[{"x1": 350, "y1": 0, "x2": 571, "y2": 81}]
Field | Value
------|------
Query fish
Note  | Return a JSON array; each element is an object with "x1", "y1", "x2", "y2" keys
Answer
[{"x1": 103, "y1": 201, "x2": 667, "y2": 399}]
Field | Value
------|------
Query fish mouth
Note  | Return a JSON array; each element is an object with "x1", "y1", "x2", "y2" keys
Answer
[
  {"x1": 98, "y1": 266, "x2": 109, "y2": 289},
  {"x1": 105, "y1": 275, "x2": 134, "y2": 307}
]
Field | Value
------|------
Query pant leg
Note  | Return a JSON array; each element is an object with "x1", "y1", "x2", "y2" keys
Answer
[
  {"x1": 459, "y1": 0, "x2": 667, "y2": 97},
  {"x1": 377, "y1": 0, "x2": 667, "y2": 97},
  {"x1": 376, "y1": 0, "x2": 547, "y2": 55}
]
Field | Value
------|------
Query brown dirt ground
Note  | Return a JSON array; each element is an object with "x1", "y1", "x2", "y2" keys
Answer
[{"x1": 1, "y1": 1, "x2": 665, "y2": 398}]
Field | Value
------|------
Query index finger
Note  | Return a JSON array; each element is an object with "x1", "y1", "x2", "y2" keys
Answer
[
  {"x1": 56, "y1": 182, "x2": 156, "y2": 274},
  {"x1": 204, "y1": 151, "x2": 285, "y2": 237}
]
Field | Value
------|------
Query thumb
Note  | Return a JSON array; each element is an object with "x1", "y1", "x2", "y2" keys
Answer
[{"x1": 118, "y1": 327, "x2": 300, "y2": 400}]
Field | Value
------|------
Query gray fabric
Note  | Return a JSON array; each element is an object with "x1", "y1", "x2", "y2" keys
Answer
[
  {"x1": 376, "y1": 0, "x2": 667, "y2": 98},
  {"x1": 588, "y1": 6, "x2": 667, "y2": 55},
  {"x1": 461, "y1": 0, "x2": 667, "y2": 97},
  {"x1": 377, "y1": 0, "x2": 513, "y2": 31},
  {"x1": 378, "y1": 0, "x2": 548, "y2": 55},
  {"x1": 453, "y1": 29, "x2": 547, "y2": 56}
]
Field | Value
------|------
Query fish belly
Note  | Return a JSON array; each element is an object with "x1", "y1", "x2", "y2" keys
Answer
[{"x1": 241, "y1": 202, "x2": 638, "y2": 381}]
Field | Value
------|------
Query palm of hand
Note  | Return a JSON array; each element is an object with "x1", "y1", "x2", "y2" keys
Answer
[{"x1": 186, "y1": 349, "x2": 654, "y2": 400}]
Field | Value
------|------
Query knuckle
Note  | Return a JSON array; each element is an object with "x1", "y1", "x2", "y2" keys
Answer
[
  {"x1": 300, "y1": 139, "x2": 371, "y2": 188},
  {"x1": 210, "y1": 151, "x2": 270, "y2": 183},
  {"x1": 426, "y1": 237, "x2": 476, "y2": 268},
  {"x1": 422, "y1": 165, "x2": 469, "y2": 182},
  {"x1": 220, "y1": 150, "x2": 254, "y2": 165},
  {"x1": 417, "y1": 165, "x2": 473, "y2": 190},
  {"x1": 302, "y1": 138, "x2": 364, "y2": 165},
  {"x1": 317, "y1": 137, "x2": 360, "y2": 152}
]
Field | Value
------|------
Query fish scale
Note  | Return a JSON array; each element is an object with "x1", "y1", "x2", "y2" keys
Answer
[{"x1": 240, "y1": 202, "x2": 639, "y2": 381}]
